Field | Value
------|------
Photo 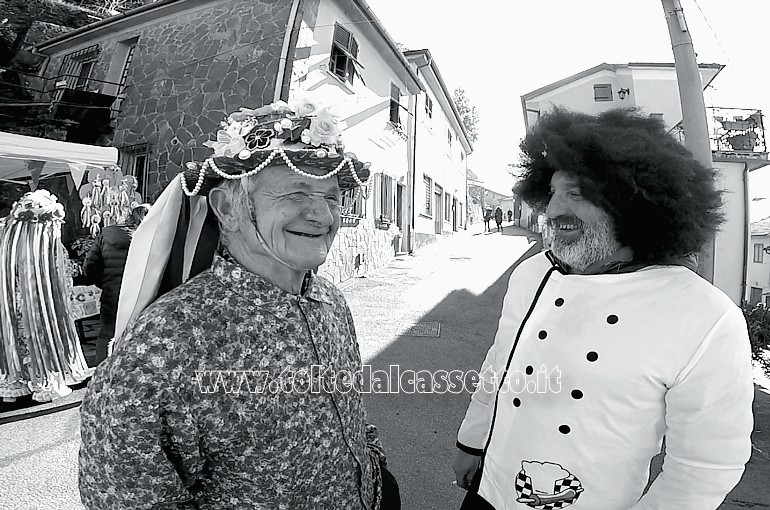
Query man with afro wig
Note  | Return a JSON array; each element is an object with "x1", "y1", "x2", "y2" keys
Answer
[{"x1": 453, "y1": 108, "x2": 753, "y2": 510}]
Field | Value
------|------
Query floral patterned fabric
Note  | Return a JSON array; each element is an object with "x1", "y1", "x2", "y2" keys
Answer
[{"x1": 79, "y1": 254, "x2": 383, "y2": 509}]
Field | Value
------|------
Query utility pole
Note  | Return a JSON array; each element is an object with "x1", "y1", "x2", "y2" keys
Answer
[{"x1": 661, "y1": 0, "x2": 716, "y2": 282}]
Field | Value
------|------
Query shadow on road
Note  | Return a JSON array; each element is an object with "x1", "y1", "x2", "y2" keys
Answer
[{"x1": 362, "y1": 237, "x2": 539, "y2": 510}]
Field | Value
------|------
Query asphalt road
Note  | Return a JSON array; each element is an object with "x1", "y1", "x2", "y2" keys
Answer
[{"x1": 1, "y1": 221, "x2": 768, "y2": 509}]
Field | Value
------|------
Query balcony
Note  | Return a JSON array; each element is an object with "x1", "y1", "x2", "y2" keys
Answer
[
  {"x1": 0, "y1": 66, "x2": 125, "y2": 145},
  {"x1": 671, "y1": 107, "x2": 768, "y2": 170}
]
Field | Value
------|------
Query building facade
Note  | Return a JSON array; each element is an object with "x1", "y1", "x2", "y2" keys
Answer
[
  {"x1": 520, "y1": 62, "x2": 769, "y2": 305},
  {"x1": 747, "y1": 218, "x2": 770, "y2": 306},
  {"x1": 34, "y1": 0, "x2": 473, "y2": 284},
  {"x1": 403, "y1": 50, "x2": 472, "y2": 249},
  {"x1": 283, "y1": 0, "x2": 422, "y2": 282}
]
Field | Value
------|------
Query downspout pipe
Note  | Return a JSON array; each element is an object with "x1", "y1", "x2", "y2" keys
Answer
[
  {"x1": 274, "y1": 0, "x2": 303, "y2": 102},
  {"x1": 742, "y1": 164, "x2": 749, "y2": 303},
  {"x1": 408, "y1": 56, "x2": 432, "y2": 254}
]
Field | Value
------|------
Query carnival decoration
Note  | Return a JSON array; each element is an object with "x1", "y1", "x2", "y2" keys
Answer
[
  {"x1": 0, "y1": 190, "x2": 91, "y2": 402},
  {"x1": 79, "y1": 166, "x2": 143, "y2": 236},
  {"x1": 182, "y1": 97, "x2": 371, "y2": 197}
]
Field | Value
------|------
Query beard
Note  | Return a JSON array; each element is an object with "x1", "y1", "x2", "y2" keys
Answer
[{"x1": 549, "y1": 216, "x2": 621, "y2": 272}]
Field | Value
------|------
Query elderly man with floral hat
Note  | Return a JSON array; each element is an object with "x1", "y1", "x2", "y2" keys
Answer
[{"x1": 78, "y1": 98, "x2": 398, "y2": 509}]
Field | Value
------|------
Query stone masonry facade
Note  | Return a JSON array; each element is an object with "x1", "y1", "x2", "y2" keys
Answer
[
  {"x1": 43, "y1": 0, "x2": 293, "y2": 199},
  {"x1": 318, "y1": 219, "x2": 399, "y2": 285}
]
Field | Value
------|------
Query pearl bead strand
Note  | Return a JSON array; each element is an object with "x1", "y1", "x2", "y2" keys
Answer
[{"x1": 181, "y1": 148, "x2": 370, "y2": 197}]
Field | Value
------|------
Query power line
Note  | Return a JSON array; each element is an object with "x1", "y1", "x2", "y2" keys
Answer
[{"x1": 689, "y1": 0, "x2": 747, "y2": 96}]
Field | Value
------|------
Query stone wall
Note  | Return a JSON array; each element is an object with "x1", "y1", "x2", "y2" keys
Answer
[
  {"x1": 318, "y1": 220, "x2": 399, "y2": 285},
  {"x1": 43, "y1": 0, "x2": 293, "y2": 198}
]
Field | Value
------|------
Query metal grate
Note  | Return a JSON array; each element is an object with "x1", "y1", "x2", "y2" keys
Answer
[{"x1": 401, "y1": 322, "x2": 441, "y2": 338}]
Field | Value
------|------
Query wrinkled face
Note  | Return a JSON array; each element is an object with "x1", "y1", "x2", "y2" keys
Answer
[
  {"x1": 546, "y1": 171, "x2": 621, "y2": 271},
  {"x1": 248, "y1": 164, "x2": 342, "y2": 270}
]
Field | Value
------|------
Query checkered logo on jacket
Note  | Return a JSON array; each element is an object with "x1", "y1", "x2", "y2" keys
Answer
[{"x1": 514, "y1": 470, "x2": 582, "y2": 509}]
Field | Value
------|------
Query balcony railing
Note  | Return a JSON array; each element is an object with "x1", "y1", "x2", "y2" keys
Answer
[
  {"x1": 670, "y1": 107, "x2": 767, "y2": 162},
  {"x1": 0, "y1": 66, "x2": 126, "y2": 143}
]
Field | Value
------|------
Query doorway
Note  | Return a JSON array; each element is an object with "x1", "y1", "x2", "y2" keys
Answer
[
  {"x1": 434, "y1": 184, "x2": 443, "y2": 234},
  {"x1": 452, "y1": 197, "x2": 457, "y2": 232}
]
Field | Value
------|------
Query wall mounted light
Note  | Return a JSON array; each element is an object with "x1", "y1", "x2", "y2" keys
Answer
[{"x1": 618, "y1": 88, "x2": 630, "y2": 100}]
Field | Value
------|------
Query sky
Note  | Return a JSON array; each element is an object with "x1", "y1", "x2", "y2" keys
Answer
[{"x1": 366, "y1": 0, "x2": 770, "y2": 219}]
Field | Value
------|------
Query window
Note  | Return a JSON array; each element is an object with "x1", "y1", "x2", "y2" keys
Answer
[
  {"x1": 341, "y1": 187, "x2": 364, "y2": 219},
  {"x1": 389, "y1": 83, "x2": 401, "y2": 126},
  {"x1": 754, "y1": 243, "x2": 765, "y2": 263},
  {"x1": 374, "y1": 173, "x2": 394, "y2": 222},
  {"x1": 59, "y1": 44, "x2": 100, "y2": 90},
  {"x1": 750, "y1": 286, "x2": 762, "y2": 306},
  {"x1": 74, "y1": 60, "x2": 95, "y2": 90},
  {"x1": 423, "y1": 175, "x2": 432, "y2": 215},
  {"x1": 425, "y1": 96, "x2": 433, "y2": 118},
  {"x1": 118, "y1": 143, "x2": 150, "y2": 199},
  {"x1": 458, "y1": 202, "x2": 463, "y2": 227},
  {"x1": 594, "y1": 84, "x2": 613, "y2": 102},
  {"x1": 329, "y1": 24, "x2": 359, "y2": 85},
  {"x1": 444, "y1": 193, "x2": 451, "y2": 222}
]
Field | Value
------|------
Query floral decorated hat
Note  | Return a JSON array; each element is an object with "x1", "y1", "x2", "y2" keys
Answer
[
  {"x1": 9, "y1": 190, "x2": 65, "y2": 224},
  {"x1": 182, "y1": 98, "x2": 371, "y2": 196}
]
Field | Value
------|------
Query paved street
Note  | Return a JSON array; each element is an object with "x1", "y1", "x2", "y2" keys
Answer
[{"x1": 0, "y1": 222, "x2": 768, "y2": 509}]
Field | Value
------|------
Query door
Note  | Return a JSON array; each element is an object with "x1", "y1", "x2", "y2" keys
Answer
[
  {"x1": 434, "y1": 185, "x2": 443, "y2": 234},
  {"x1": 396, "y1": 184, "x2": 404, "y2": 230},
  {"x1": 750, "y1": 286, "x2": 762, "y2": 306},
  {"x1": 452, "y1": 197, "x2": 458, "y2": 232},
  {"x1": 396, "y1": 184, "x2": 404, "y2": 252}
]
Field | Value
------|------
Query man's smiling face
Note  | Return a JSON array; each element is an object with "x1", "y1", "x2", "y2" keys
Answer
[
  {"x1": 545, "y1": 171, "x2": 621, "y2": 271},
  {"x1": 249, "y1": 164, "x2": 342, "y2": 270}
]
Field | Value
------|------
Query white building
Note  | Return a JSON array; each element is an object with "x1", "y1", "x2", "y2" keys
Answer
[
  {"x1": 286, "y1": 0, "x2": 424, "y2": 282},
  {"x1": 521, "y1": 62, "x2": 769, "y2": 305},
  {"x1": 403, "y1": 49, "x2": 472, "y2": 249},
  {"x1": 747, "y1": 218, "x2": 770, "y2": 306}
]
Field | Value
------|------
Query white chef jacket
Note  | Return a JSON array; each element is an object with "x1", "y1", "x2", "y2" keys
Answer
[{"x1": 457, "y1": 251, "x2": 754, "y2": 510}]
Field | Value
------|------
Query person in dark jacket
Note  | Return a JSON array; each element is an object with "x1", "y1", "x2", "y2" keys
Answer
[
  {"x1": 83, "y1": 204, "x2": 149, "y2": 364},
  {"x1": 494, "y1": 207, "x2": 503, "y2": 232}
]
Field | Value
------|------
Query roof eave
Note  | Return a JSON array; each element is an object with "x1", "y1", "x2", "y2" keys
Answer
[
  {"x1": 404, "y1": 48, "x2": 473, "y2": 154},
  {"x1": 36, "y1": 0, "x2": 193, "y2": 54},
  {"x1": 350, "y1": 0, "x2": 423, "y2": 94}
]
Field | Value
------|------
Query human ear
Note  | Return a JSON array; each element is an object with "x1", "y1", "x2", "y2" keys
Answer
[{"x1": 208, "y1": 187, "x2": 239, "y2": 232}]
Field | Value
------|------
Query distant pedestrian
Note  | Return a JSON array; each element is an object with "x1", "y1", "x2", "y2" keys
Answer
[
  {"x1": 83, "y1": 204, "x2": 149, "y2": 365},
  {"x1": 483, "y1": 208, "x2": 492, "y2": 232},
  {"x1": 506, "y1": 209, "x2": 512, "y2": 223},
  {"x1": 494, "y1": 207, "x2": 503, "y2": 232}
]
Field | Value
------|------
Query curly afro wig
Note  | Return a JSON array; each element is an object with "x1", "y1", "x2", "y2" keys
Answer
[{"x1": 514, "y1": 107, "x2": 724, "y2": 261}]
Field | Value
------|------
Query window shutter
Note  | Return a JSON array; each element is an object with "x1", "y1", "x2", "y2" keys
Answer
[
  {"x1": 334, "y1": 25, "x2": 351, "y2": 49},
  {"x1": 373, "y1": 174, "x2": 381, "y2": 219}
]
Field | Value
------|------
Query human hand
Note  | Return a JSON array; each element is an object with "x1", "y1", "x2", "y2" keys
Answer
[{"x1": 452, "y1": 450, "x2": 482, "y2": 490}]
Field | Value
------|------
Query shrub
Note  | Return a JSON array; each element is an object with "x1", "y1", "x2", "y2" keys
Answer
[{"x1": 742, "y1": 302, "x2": 770, "y2": 375}]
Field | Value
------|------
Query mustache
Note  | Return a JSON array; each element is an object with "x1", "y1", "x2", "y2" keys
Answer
[{"x1": 548, "y1": 216, "x2": 585, "y2": 228}]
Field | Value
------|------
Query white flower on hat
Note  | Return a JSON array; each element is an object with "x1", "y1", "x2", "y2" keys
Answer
[
  {"x1": 290, "y1": 98, "x2": 320, "y2": 117},
  {"x1": 308, "y1": 107, "x2": 342, "y2": 146},
  {"x1": 203, "y1": 130, "x2": 247, "y2": 158}
]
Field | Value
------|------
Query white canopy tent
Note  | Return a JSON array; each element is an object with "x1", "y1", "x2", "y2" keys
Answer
[{"x1": 0, "y1": 131, "x2": 118, "y2": 186}]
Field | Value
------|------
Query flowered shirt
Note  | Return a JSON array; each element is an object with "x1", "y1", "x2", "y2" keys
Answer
[{"x1": 79, "y1": 254, "x2": 383, "y2": 509}]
